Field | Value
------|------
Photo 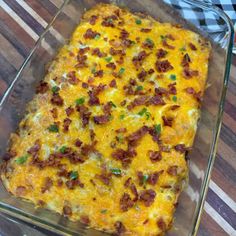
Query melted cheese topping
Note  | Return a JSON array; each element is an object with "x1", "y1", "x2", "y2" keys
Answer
[{"x1": 1, "y1": 4, "x2": 210, "y2": 236}]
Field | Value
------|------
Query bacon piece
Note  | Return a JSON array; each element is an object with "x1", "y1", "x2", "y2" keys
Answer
[
  {"x1": 156, "y1": 49, "x2": 168, "y2": 59},
  {"x1": 174, "y1": 144, "x2": 190, "y2": 153},
  {"x1": 15, "y1": 186, "x2": 26, "y2": 196},
  {"x1": 157, "y1": 218, "x2": 167, "y2": 231},
  {"x1": 65, "y1": 106, "x2": 74, "y2": 116},
  {"x1": 171, "y1": 105, "x2": 180, "y2": 110},
  {"x1": 137, "y1": 69, "x2": 147, "y2": 82},
  {"x1": 181, "y1": 53, "x2": 191, "y2": 67},
  {"x1": 63, "y1": 205, "x2": 72, "y2": 217},
  {"x1": 185, "y1": 87, "x2": 202, "y2": 101},
  {"x1": 67, "y1": 71, "x2": 79, "y2": 85},
  {"x1": 80, "y1": 215, "x2": 90, "y2": 225},
  {"x1": 63, "y1": 118, "x2": 72, "y2": 132},
  {"x1": 121, "y1": 39, "x2": 133, "y2": 48},
  {"x1": 167, "y1": 165, "x2": 178, "y2": 176},
  {"x1": 156, "y1": 60, "x2": 173, "y2": 73},
  {"x1": 93, "y1": 115, "x2": 110, "y2": 124},
  {"x1": 91, "y1": 48, "x2": 105, "y2": 57},
  {"x1": 96, "y1": 167, "x2": 112, "y2": 185},
  {"x1": 115, "y1": 127, "x2": 127, "y2": 133},
  {"x1": 80, "y1": 144, "x2": 95, "y2": 156},
  {"x1": 127, "y1": 95, "x2": 149, "y2": 110},
  {"x1": 124, "y1": 177, "x2": 132, "y2": 188},
  {"x1": 27, "y1": 140, "x2": 40, "y2": 156},
  {"x1": 88, "y1": 84, "x2": 106, "y2": 106},
  {"x1": 76, "y1": 105, "x2": 91, "y2": 128},
  {"x1": 162, "y1": 116, "x2": 173, "y2": 127},
  {"x1": 130, "y1": 183, "x2": 139, "y2": 201},
  {"x1": 183, "y1": 68, "x2": 199, "y2": 78},
  {"x1": 148, "y1": 150, "x2": 162, "y2": 162},
  {"x1": 66, "y1": 179, "x2": 84, "y2": 189},
  {"x1": 41, "y1": 177, "x2": 53, "y2": 193},
  {"x1": 189, "y1": 42, "x2": 197, "y2": 50},
  {"x1": 114, "y1": 221, "x2": 126, "y2": 235},
  {"x1": 51, "y1": 94, "x2": 64, "y2": 106},
  {"x1": 112, "y1": 148, "x2": 132, "y2": 167},
  {"x1": 89, "y1": 15, "x2": 98, "y2": 25},
  {"x1": 155, "y1": 87, "x2": 169, "y2": 96},
  {"x1": 74, "y1": 138, "x2": 83, "y2": 147},
  {"x1": 148, "y1": 95, "x2": 165, "y2": 106},
  {"x1": 120, "y1": 193, "x2": 134, "y2": 211},
  {"x1": 106, "y1": 62, "x2": 116, "y2": 70},
  {"x1": 2, "y1": 151, "x2": 16, "y2": 161},
  {"x1": 89, "y1": 129, "x2": 95, "y2": 142},
  {"x1": 139, "y1": 189, "x2": 156, "y2": 207},
  {"x1": 94, "y1": 70, "x2": 103, "y2": 78},
  {"x1": 82, "y1": 82, "x2": 88, "y2": 89},
  {"x1": 141, "y1": 28, "x2": 151, "y2": 32},
  {"x1": 102, "y1": 15, "x2": 118, "y2": 27},
  {"x1": 109, "y1": 79, "x2": 117, "y2": 88},
  {"x1": 168, "y1": 83, "x2": 177, "y2": 95},
  {"x1": 36, "y1": 81, "x2": 49, "y2": 94},
  {"x1": 126, "y1": 126, "x2": 149, "y2": 147},
  {"x1": 110, "y1": 47, "x2": 125, "y2": 56},
  {"x1": 50, "y1": 107, "x2": 58, "y2": 119},
  {"x1": 83, "y1": 28, "x2": 100, "y2": 39},
  {"x1": 119, "y1": 29, "x2": 129, "y2": 39},
  {"x1": 166, "y1": 34, "x2": 175, "y2": 40},
  {"x1": 76, "y1": 54, "x2": 87, "y2": 68},
  {"x1": 132, "y1": 50, "x2": 148, "y2": 68},
  {"x1": 148, "y1": 171, "x2": 164, "y2": 185},
  {"x1": 162, "y1": 39, "x2": 175, "y2": 49}
]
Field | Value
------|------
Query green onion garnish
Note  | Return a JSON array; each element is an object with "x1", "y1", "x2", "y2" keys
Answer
[
  {"x1": 15, "y1": 155, "x2": 29, "y2": 164},
  {"x1": 110, "y1": 168, "x2": 122, "y2": 175},
  {"x1": 48, "y1": 124, "x2": 59, "y2": 132},
  {"x1": 154, "y1": 124, "x2": 161, "y2": 135},
  {"x1": 135, "y1": 19, "x2": 142, "y2": 25},
  {"x1": 170, "y1": 74, "x2": 176, "y2": 81},
  {"x1": 75, "y1": 97, "x2": 85, "y2": 105},
  {"x1": 70, "y1": 171, "x2": 78, "y2": 180}
]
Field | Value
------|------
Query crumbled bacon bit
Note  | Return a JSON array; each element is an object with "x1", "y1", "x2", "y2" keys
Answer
[
  {"x1": 89, "y1": 15, "x2": 98, "y2": 25},
  {"x1": 157, "y1": 218, "x2": 167, "y2": 231},
  {"x1": 124, "y1": 177, "x2": 132, "y2": 188},
  {"x1": 181, "y1": 53, "x2": 191, "y2": 67},
  {"x1": 83, "y1": 28, "x2": 100, "y2": 39},
  {"x1": 166, "y1": 34, "x2": 175, "y2": 40},
  {"x1": 121, "y1": 39, "x2": 133, "y2": 48},
  {"x1": 88, "y1": 84, "x2": 106, "y2": 106},
  {"x1": 109, "y1": 79, "x2": 117, "y2": 88},
  {"x1": 148, "y1": 68, "x2": 154, "y2": 74},
  {"x1": 156, "y1": 49, "x2": 168, "y2": 59},
  {"x1": 174, "y1": 144, "x2": 190, "y2": 153},
  {"x1": 148, "y1": 150, "x2": 162, "y2": 162},
  {"x1": 114, "y1": 221, "x2": 126, "y2": 235},
  {"x1": 63, "y1": 205, "x2": 72, "y2": 217},
  {"x1": 36, "y1": 81, "x2": 49, "y2": 94},
  {"x1": 130, "y1": 183, "x2": 139, "y2": 201},
  {"x1": 155, "y1": 87, "x2": 169, "y2": 96},
  {"x1": 65, "y1": 106, "x2": 74, "y2": 116},
  {"x1": 15, "y1": 186, "x2": 26, "y2": 196},
  {"x1": 103, "y1": 102, "x2": 113, "y2": 115},
  {"x1": 162, "y1": 39, "x2": 175, "y2": 49},
  {"x1": 76, "y1": 105, "x2": 91, "y2": 127},
  {"x1": 51, "y1": 93, "x2": 64, "y2": 106},
  {"x1": 27, "y1": 140, "x2": 40, "y2": 156},
  {"x1": 183, "y1": 68, "x2": 199, "y2": 78},
  {"x1": 120, "y1": 100, "x2": 126, "y2": 106},
  {"x1": 116, "y1": 127, "x2": 127, "y2": 133},
  {"x1": 139, "y1": 189, "x2": 156, "y2": 206},
  {"x1": 74, "y1": 138, "x2": 83, "y2": 147},
  {"x1": 106, "y1": 62, "x2": 116, "y2": 70},
  {"x1": 156, "y1": 60, "x2": 173, "y2": 72},
  {"x1": 41, "y1": 177, "x2": 53, "y2": 193},
  {"x1": 50, "y1": 107, "x2": 58, "y2": 119},
  {"x1": 66, "y1": 179, "x2": 84, "y2": 189},
  {"x1": 90, "y1": 129, "x2": 96, "y2": 141},
  {"x1": 119, "y1": 29, "x2": 129, "y2": 39},
  {"x1": 168, "y1": 83, "x2": 177, "y2": 95},
  {"x1": 126, "y1": 126, "x2": 149, "y2": 147},
  {"x1": 96, "y1": 170, "x2": 112, "y2": 185},
  {"x1": 80, "y1": 144, "x2": 95, "y2": 156},
  {"x1": 189, "y1": 42, "x2": 197, "y2": 50},
  {"x1": 137, "y1": 171, "x2": 144, "y2": 186},
  {"x1": 91, "y1": 48, "x2": 105, "y2": 57},
  {"x1": 132, "y1": 51, "x2": 148, "y2": 68},
  {"x1": 67, "y1": 71, "x2": 79, "y2": 85},
  {"x1": 82, "y1": 82, "x2": 88, "y2": 89},
  {"x1": 185, "y1": 87, "x2": 202, "y2": 101},
  {"x1": 76, "y1": 54, "x2": 87, "y2": 68},
  {"x1": 162, "y1": 116, "x2": 173, "y2": 126},
  {"x1": 127, "y1": 95, "x2": 149, "y2": 110},
  {"x1": 94, "y1": 70, "x2": 103, "y2": 78},
  {"x1": 93, "y1": 115, "x2": 110, "y2": 124},
  {"x1": 2, "y1": 151, "x2": 16, "y2": 161},
  {"x1": 141, "y1": 28, "x2": 151, "y2": 32},
  {"x1": 171, "y1": 105, "x2": 180, "y2": 110},
  {"x1": 148, "y1": 171, "x2": 164, "y2": 185},
  {"x1": 137, "y1": 69, "x2": 147, "y2": 82},
  {"x1": 148, "y1": 95, "x2": 166, "y2": 106},
  {"x1": 167, "y1": 165, "x2": 178, "y2": 176},
  {"x1": 110, "y1": 47, "x2": 125, "y2": 56},
  {"x1": 63, "y1": 118, "x2": 72, "y2": 132},
  {"x1": 112, "y1": 149, "x2": 131, "y2": 167},
  {"x1": 102, "y1": 15, "x2": 117, "y2": 27},
  {"x1": 80, "y1": 215, "x2": 90, "y2": 225},
  {"x1": 120, "y1": 193, "x2": 134, "y2": 211}
]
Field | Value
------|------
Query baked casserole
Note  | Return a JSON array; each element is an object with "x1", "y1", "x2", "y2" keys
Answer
[{"x1": 1, "y1": 4, "x2": 211, "y2": 235}]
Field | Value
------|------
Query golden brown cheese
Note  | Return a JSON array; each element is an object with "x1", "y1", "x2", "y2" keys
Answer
[{"x1": 1, "y1": 4, "x2": 210, "y2": 236}]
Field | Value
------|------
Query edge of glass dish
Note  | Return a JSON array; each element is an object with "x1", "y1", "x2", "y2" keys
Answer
[{"x1": 0, "y1": 0, "x2": 234, "y2": 235}]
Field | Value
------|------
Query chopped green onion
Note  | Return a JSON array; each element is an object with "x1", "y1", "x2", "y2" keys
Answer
[
  {"x1": 143, "y1": 174, "x2": 149, "y2": 184},
  {"x1": 118, "y1": 67, "x2": 125, "y2": 75},
  {"x1": 70, "y1": 171, "x2": 78, "y2": 180},
  {"x1": 48, "y1": 124, "x2": 59, "y2": 132},
  {"x1": 91, "y1": 68, "x2": 96, "y2": 74},
  {"x1": 180, "y1": 46, "x2": 186, "y2": 52},
  {"x1": 138, "y1": 108, "x2": 147, "y2": 116},
  {"x1": 170, "y1": 74, "x2": 176, "y2": 81},
  {"x1": 145, "y1": 111, "x2": 151, "y2": 120},
  {"x1": 15, "y1": 155, "x2": 29, "y2": 164},
  {"x1": 160, "y1": 35, "x2": 166, "y2": 41},
  {"x1": 105, "y1": 56, "x2": 112, "y2": 62},
  {"x1": 172, "y1": 95, "x2": 177, "y2": 102},
  {"x1": 110, "y1": 101, "x2": 116, "y2": 108},
  {"x1": 51, "y1": 86, "x2": 60, "y2": 94},
  {"x1": 119, "y1": 114, "x2": 125, "y2": 120},
  {"x1": 100, "y1": 209, "x2": 107, "y2": 214},
  {"x1": 107, "y1": 18, "x2": 113, "y2": 23},
  {"x1": 145, "y1": 38, "x2": 154, "y2": 47},
  {"x1": 136, "y1": 85, "x2": 143, "y2": 91},
  {"x1": 116, "y1": 134, "x2": 124, "y2": 143},
  {"x1": 75, "y1": 97, "x2": 85, "y2": 105},
  {"x1": 94, "y1": 34, "x2": 100, "y2": 40},
  {"x1": 135, "y1": 19, "x2": 142, "y2": 25},
  {"x1": 59, "y1": 145, "x2": 67, "y2": 154},
  {"x1": 110, "y1": 168, "x2": 122, "y2": 175},
  {"x1": 154, "y1": 124, "x2": 161, "y2": 135}
]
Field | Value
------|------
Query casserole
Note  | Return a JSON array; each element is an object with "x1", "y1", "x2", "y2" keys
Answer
[{"x1": 1, "y1": 2, "x2": 233, "y2": 236}]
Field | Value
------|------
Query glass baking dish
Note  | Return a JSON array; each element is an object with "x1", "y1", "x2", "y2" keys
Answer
[{"x1": 0, "y1": 0, "x2": 233, "y2": 235}]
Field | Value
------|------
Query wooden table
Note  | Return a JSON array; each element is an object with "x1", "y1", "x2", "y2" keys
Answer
[{"x1": 0, "y1": 0, "x2": 235, "y2": 235}]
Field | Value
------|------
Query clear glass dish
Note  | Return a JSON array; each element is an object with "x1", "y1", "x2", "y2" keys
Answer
[{"x1": 0, "y1": 0, "x2": 233, "y2": 235}]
